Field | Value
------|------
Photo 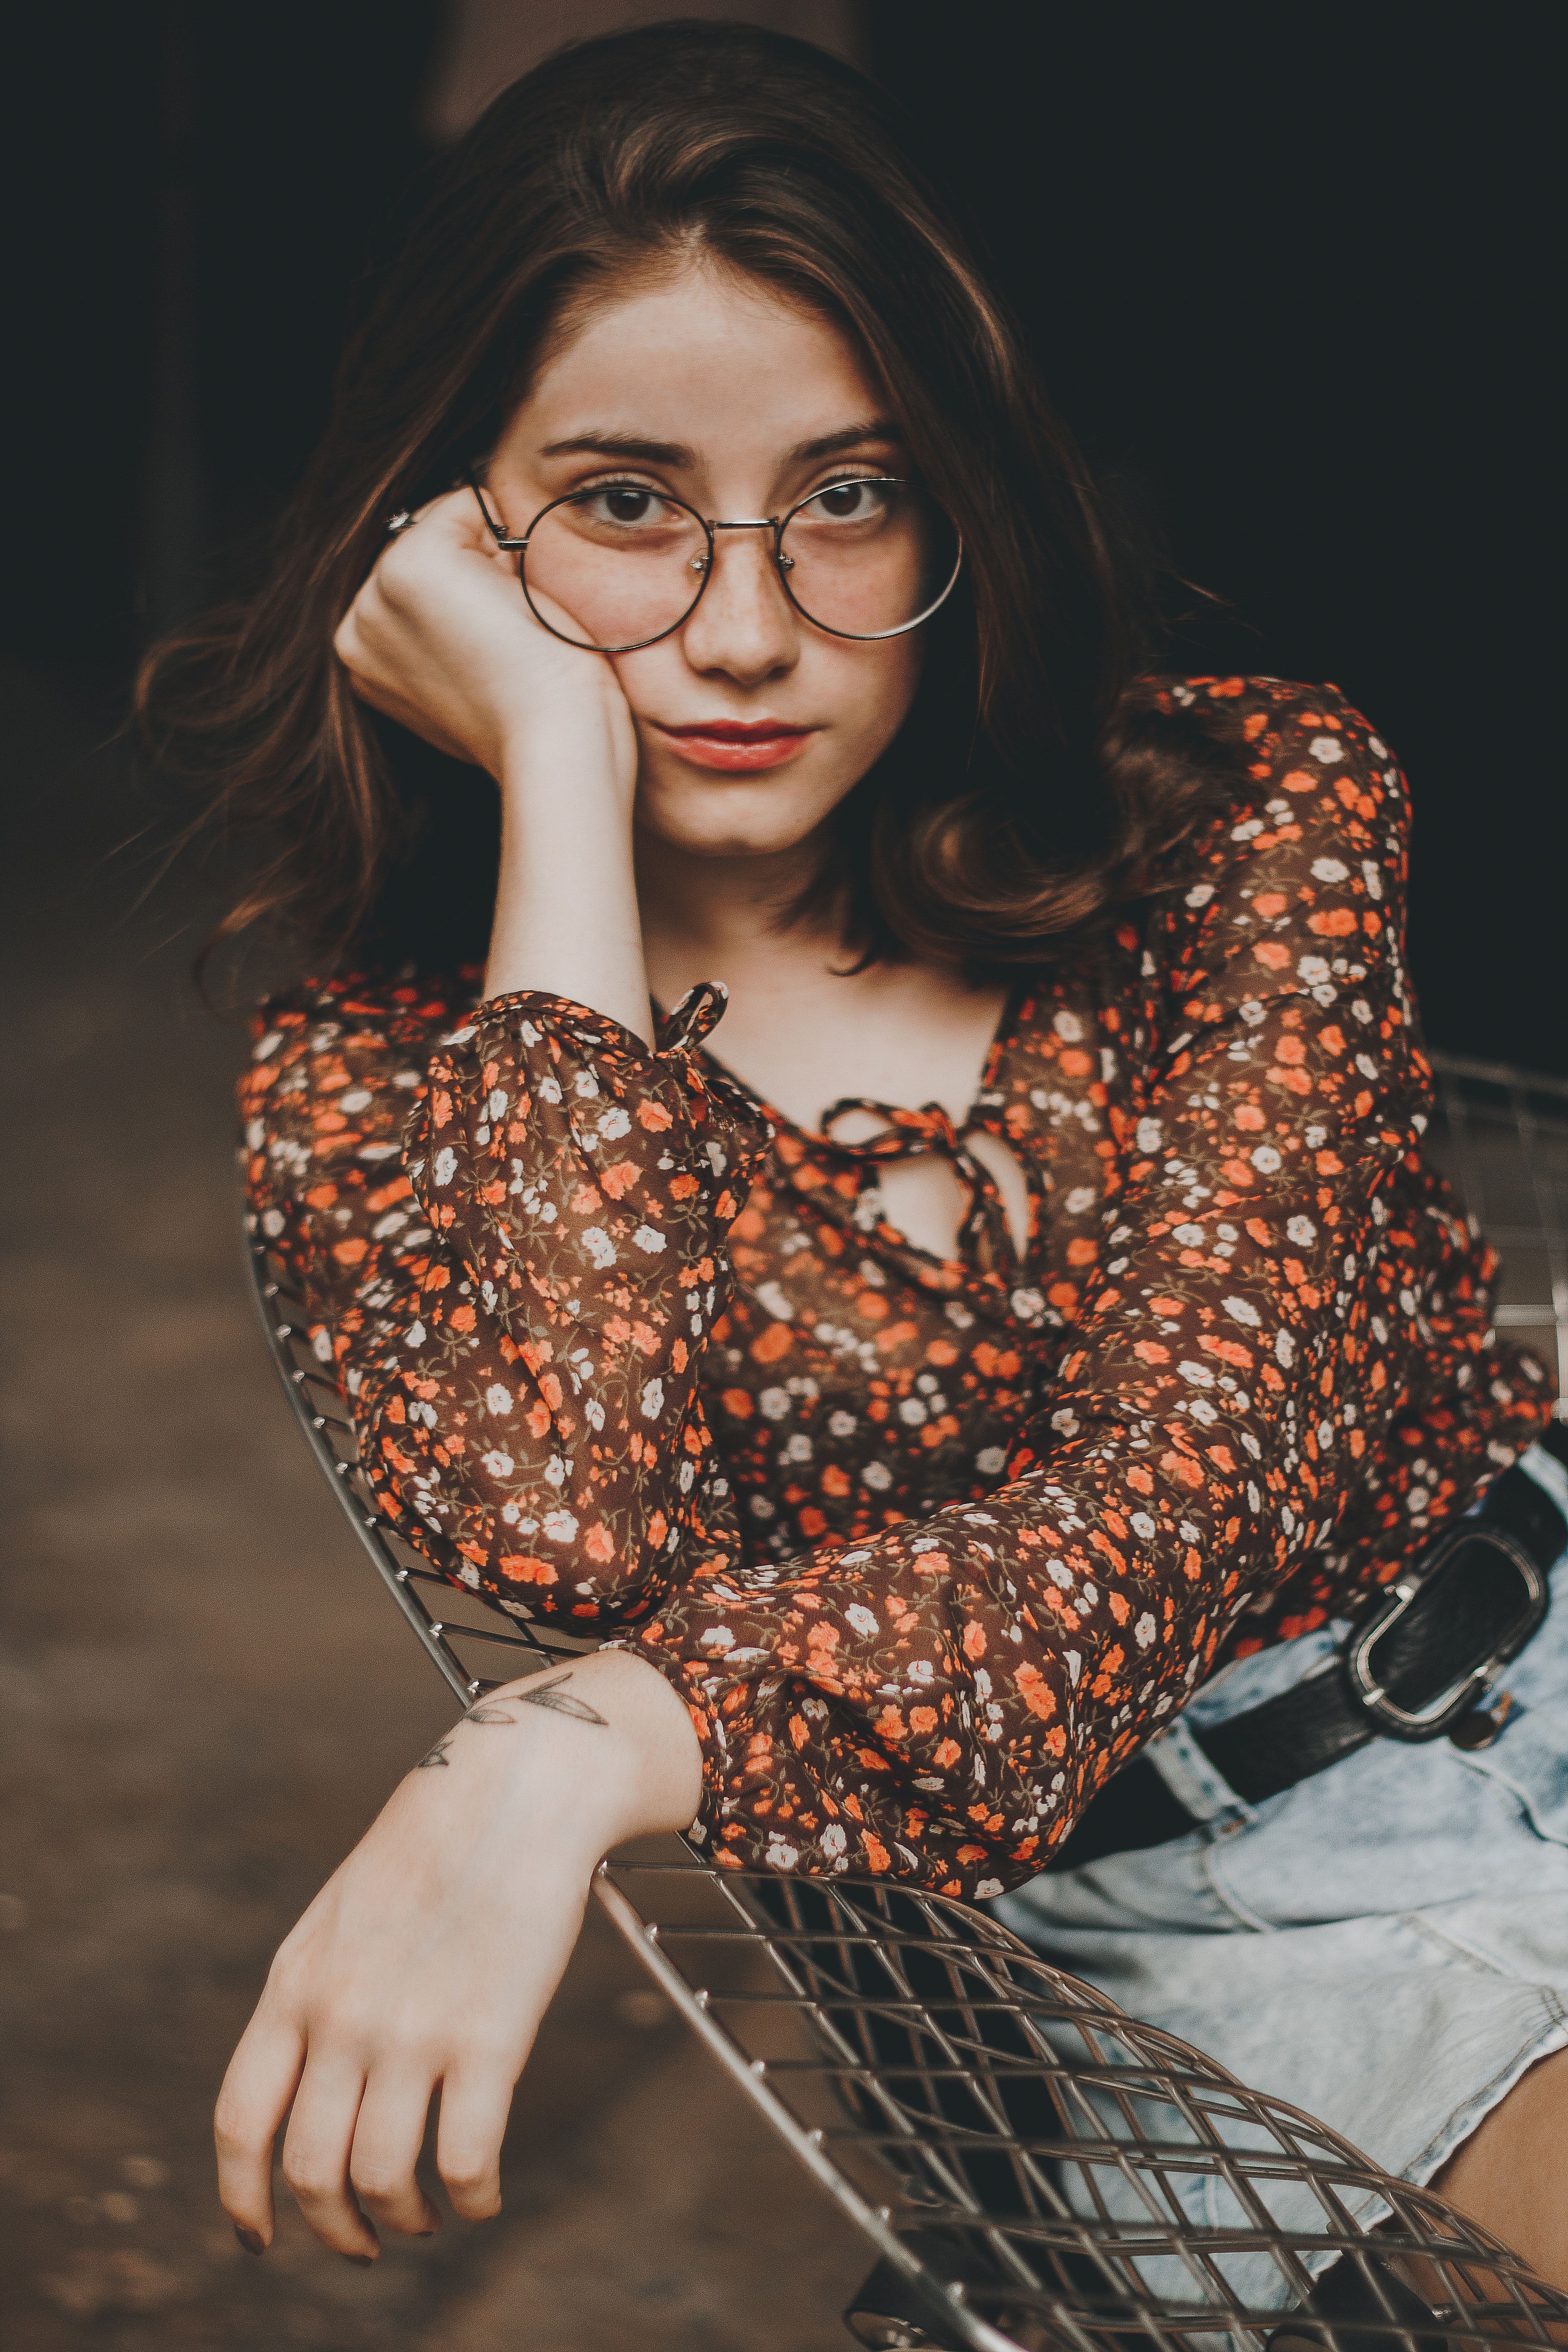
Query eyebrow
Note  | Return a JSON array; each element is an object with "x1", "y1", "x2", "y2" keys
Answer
[{"x1": 537, "y1": 418, "x2": 903, "y2": 468}]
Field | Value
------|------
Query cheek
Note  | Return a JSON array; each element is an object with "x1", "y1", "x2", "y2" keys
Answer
[{"x1": 825, "y1": 639, "x2": 923, "y2": 765}]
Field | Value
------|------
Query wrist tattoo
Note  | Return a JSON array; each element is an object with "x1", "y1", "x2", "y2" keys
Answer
[
  {"x1": 512, "y1": 1672, "x2": 609, "y2": 1724},
  {"x1": 414, "y1": 1671, "x2": 608, "y2": 1767}
]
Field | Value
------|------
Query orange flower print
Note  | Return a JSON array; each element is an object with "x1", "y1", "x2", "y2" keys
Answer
[{"x1": 240, "y1": 682, "x2": 1550, "y2": 1904}]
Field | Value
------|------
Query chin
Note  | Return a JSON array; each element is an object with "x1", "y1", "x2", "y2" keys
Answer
[{"x1": 640, "y1": 773, "x2": 843, "y2": 860}]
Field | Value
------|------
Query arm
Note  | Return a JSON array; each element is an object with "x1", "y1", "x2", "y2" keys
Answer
[
  {"x1": 216, "y1": 1646, "x2": 701, "y2": 2260},
  {"x1": 251, "y1": 488, "x2": 768, "y2": 1616},
  {"x1": 353, "y1": 984, "x2": 768, "y2": 1612},
  {"x1": 224, "y1": 488, "x2": 727, "y2": 2261},
  {"x1": 624, "y1": 684, "x2": 1551, "y2": 1894}
]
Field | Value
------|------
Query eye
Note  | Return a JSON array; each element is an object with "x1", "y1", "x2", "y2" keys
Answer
[
  {"x1": 798, "y1": 477, "x2": 895, "y2": 525},
  {"x1": 573, "y1": 482, "x2": 684, "y2": 529}
]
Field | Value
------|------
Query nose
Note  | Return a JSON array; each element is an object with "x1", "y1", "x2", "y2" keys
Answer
[{"x1": 678, "y1": 525, "x2": 799, "y2": 685}]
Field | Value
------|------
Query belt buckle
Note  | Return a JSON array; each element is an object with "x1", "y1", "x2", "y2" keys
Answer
[{"x1": 1344, "y1": 1522, "x2": 1549, "y2": 1742}]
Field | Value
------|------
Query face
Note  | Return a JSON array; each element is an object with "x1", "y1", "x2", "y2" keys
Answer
[{"x1": 486, "y1": 260, "x2": 927, "y2": 863}]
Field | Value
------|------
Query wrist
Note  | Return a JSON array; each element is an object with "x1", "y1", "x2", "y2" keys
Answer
[
  {"x1": 436, "y1": 1650, "x2": 703, "y2": 1854},
  {"x1": 495, "y1": 690, "x2": 636, "y2": 807}
]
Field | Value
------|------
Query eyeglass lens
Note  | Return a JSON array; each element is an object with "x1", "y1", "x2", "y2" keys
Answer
[{"x1": 519, "y1": 479, "x2": 957, "y2": 651}]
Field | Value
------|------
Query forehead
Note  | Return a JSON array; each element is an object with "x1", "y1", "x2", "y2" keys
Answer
[{"x1": 521, "y1": 260, "x2": 883, "y2": 451}]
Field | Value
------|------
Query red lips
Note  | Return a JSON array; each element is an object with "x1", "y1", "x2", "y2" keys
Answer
[{"x1": 654, "y1": 718, "x2": 818, "y2": 771}]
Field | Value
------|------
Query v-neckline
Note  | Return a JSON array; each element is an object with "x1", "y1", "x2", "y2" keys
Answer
[
  {"x1": 682, "y1": 975, "x2": 1024, "y2": 1144},
  {"x1": 688, "y1": 978, "x2": 1035, "y2": 1295}
]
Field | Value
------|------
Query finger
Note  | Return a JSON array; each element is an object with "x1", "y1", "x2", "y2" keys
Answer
[
  {"x1": 434, "y1": 2058, "x2": 519, "y2": 2221},
  {"x1": 349, "y1": 2071, "x2": 442, "y2": 2238},
  {"x1": 280, "y1": 2050, "x2": 378, "y2": 2258},
  {"x1": 215, "y1": 2006, "x2": 306, "y2": 2252},
  {"x1": 400, "y1": 480, "x2": 504, "y2": 560}
]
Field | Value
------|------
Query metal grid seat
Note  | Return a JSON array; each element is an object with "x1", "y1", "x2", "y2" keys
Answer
[{"x1": 244, "y1": 1052, "x2": 1568, "y2": 2349}]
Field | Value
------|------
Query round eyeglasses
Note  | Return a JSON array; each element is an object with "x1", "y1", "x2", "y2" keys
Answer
[{"x1": 468, "y1": 470, "x2": 963, "y2": 653}]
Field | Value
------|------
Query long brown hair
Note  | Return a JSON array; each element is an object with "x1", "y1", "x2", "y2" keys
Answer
[{"x1": 137, "y1": 18, "x2": 1244, "y2": 979}]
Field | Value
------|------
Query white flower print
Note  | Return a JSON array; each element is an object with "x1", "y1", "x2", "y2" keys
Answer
[{"x1": 240, "y1": 702, "x2": 1542, "y2": 1912}]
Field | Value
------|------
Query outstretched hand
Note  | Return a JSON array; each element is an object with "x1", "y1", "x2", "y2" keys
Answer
[{"x1": 215, "y1": 1649, "x2": 701, "y2": 2260}]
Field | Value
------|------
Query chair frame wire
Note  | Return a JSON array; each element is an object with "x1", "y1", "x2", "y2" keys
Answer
[{"x1": 241, "y1": 1050, "x2": 1568, "y2": 2350}]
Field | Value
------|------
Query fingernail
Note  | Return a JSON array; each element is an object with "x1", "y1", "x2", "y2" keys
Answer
[
  {"x1": 345, "y1": 2252, "x2": 376, "y2": 2267},
  {"x1": 233, "y1": 2224, "x2": 265, "y2": 2257}
]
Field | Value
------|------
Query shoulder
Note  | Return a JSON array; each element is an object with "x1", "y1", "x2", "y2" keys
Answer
[
  {"x1": 1153, "y1": 676, "x2": 1409, "y2": 911},
  {"x1": 239, "y1": 966, "x2": 476, "y2": 1148},
  {"x1": 246, "y1": 965, "x2": 479, "y2": 1060},
  {"x1": 1153, "y1": 675, "x2": 1405, "y2": 824},
  {"x1": 1128, "y1": 679, "x2": 1416, "y2": 1017}
]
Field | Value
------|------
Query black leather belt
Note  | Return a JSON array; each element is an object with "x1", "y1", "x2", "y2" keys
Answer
[{"x1": 1047, "y1": 1423, "x2": 1568, "y2": 1875}]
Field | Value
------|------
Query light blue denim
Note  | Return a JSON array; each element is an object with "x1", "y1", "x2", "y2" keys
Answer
[{"x1": 993, "y1": 1438, "x2": 1568, "y2": 2308}]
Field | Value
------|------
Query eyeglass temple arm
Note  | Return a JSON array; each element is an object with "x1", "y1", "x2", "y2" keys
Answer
[{"x1": 466, "y1": 468, "x2": 529, "y2": 552}]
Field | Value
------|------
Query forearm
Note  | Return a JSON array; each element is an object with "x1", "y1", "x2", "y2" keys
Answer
[
  {"x1": 485, "y1": 726, "x2": 652, "y2": 1044},
  {"x1": 418, "y1": 1646, "x2": 704, "y2": 1846}
]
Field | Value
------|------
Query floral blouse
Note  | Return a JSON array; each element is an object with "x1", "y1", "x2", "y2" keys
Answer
[{"x1": 241, "y1": 679, "x2": 1552, "y2": 1899}]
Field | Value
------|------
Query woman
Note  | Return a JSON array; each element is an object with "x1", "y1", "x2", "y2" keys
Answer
[{"x1": 142, "y1": 20, "x2": 1567, "y2": 2293}]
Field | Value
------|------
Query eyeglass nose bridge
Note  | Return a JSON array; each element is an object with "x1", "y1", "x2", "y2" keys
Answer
[{"x1": 689, "y1": 517, "x2": 794, "y2": 577}]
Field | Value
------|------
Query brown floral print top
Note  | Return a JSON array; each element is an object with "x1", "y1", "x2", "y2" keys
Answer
[{"x1": 241, "y1": 679, "x2": 1552, "y2": 1899}]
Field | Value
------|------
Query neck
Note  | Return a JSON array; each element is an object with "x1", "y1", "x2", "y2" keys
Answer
[{"x1": 633, "y1": 822, "x2": 848, "y2": 980}]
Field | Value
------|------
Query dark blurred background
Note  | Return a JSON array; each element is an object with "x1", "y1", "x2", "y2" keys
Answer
[
  {"x1": 1, "y1": 6, "x2": 1554, "y2": 2347},
  {"x1": 7, "y1": 0, "x2": 1557, "y2": 1065}
]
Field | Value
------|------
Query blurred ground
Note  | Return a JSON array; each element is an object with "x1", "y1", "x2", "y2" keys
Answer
[{"x1": 0, "y1": 661, "x2": 870, "y2": 2348}]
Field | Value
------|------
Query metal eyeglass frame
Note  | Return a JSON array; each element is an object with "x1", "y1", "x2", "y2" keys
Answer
[{"x1": 466, "y1": 469, "x2": 964, "y2": 653}]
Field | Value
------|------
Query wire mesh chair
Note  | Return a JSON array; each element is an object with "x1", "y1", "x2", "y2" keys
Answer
[{"x1": 244, "y1": 1051, "x2": 1568, "y2": 2351}]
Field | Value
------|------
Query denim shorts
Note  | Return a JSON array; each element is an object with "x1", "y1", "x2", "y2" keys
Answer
[{"x1": 994, "y1": 1438, "x2": 1568, "y2": 2305}]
